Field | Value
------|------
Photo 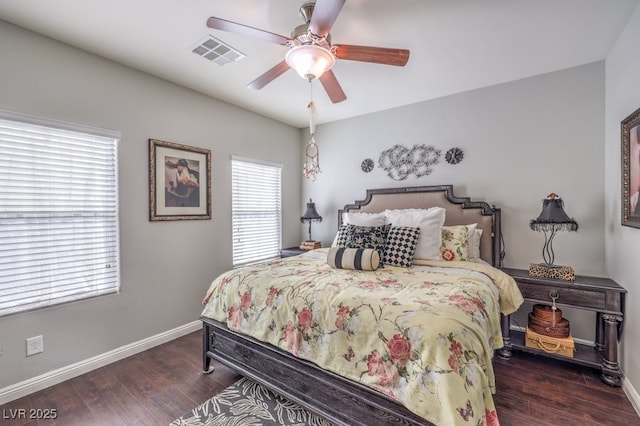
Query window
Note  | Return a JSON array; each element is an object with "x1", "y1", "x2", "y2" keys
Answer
[
  {"x1": 0, "y1": 111, "x2": 120, "y2": 317},
  {"x1": 231, "y1": 156, "x2": 282, "y2": 266}
]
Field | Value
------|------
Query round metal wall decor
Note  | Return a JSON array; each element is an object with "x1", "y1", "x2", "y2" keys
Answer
[
  {"x1": 378, "y1": 144, "x2": 441, "y2": 181},
  {"x1": 360, "y1": 158, "x2": 374, "y2": 173},
  {"x1": 445, "y1": 147, "x2": 464, "y2": 165}
]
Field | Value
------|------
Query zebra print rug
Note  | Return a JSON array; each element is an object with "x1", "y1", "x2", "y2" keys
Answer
[{"x1": 170, "y1": 377, "x2": 333, "y2": 426}]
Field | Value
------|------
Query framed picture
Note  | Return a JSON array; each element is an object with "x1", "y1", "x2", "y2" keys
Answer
[
  {"x1": 622, "y1": 107, "x2": 640, "y2": 228},
  {"x1": 149, "y1": 138, "x2": 211, "y2": 221}
]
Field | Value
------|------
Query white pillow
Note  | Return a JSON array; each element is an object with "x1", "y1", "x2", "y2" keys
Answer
[
  {"x1": 384, "y1": 208, "x2": 445, "y2": 260},
  {"x1": 342, "y1": 211, "x2": 386, "y2": 226},
  {"x1": 332, "y1": 212, "x2": 387, "y2": 247},
  {"x1": 470, "y1": 228, "x2": 483, "y2": 259}
]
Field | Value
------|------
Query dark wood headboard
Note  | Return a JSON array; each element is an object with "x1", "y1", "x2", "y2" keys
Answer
[{"x1": 338, "y1": 185, "x2": 503, "y2": 267}]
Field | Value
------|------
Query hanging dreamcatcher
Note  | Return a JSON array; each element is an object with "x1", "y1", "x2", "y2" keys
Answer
[{"x1": 303, "y1": 82, "x2": 321, "y2": 181}]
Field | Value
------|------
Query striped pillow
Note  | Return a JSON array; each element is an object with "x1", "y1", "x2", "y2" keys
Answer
[{"x1": 327, "y1": 247, "x2": 380, "y2": 271}]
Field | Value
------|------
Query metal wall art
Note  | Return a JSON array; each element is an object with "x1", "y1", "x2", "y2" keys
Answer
[
  {"x1": 445, "y1": 147, "x2": 464, "y2": 165},
  {"x1": 378, "y1": 144, "x2": 441, "y2": 181},
  {"x1": 361, "y1": 158, "x2": 374, "y2": 173}
]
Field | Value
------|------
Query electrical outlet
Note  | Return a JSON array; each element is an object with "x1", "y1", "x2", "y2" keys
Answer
[{"x1": 26, "y1": 335, "x2": 43, "y2": 356}]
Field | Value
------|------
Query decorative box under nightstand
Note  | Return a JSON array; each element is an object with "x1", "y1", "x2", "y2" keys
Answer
[
  {"x1": 499, "y1": 267, "x2": 626, "y2": 387},
  {"x1": 525, "y1": 326, "x2": 574, "y2": 358}
]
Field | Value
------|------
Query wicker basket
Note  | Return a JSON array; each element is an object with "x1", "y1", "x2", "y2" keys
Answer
[
  {"x1": 526, "y1": 327, "x2": 574, "y2": 358},
  {"x1": 527, "y1": 313, "x2": 570, "y2": 338},
  {"x1": 532, "y1": 304, "x2": 562, "y2": 323}
]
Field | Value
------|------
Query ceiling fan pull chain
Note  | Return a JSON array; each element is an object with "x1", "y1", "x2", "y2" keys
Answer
[{"x1": 308, "y1": 81, "x2": 316, "y2": 135}]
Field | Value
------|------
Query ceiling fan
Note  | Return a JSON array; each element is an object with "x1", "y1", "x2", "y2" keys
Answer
[{"x1": 206, "y1": 0, "x2": 410, "y2": 103}]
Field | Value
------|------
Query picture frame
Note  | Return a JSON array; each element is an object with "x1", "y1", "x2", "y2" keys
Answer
[
  {"x1": 149, "y1": 138, "x2": 211, "y2": 221},
  {"x1": 621, "y1": 107, "x2": 640, "y2": 228}
]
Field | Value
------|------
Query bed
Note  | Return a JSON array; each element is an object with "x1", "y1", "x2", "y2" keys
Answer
[{"x1": 200, "y1": 185, "x2": 523, "y2": 425}]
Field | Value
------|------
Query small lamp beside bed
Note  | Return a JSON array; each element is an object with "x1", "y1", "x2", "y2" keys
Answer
[
  {"x1": 529, "y1": 193, "x2": 578, "y2": 281},
  {"x1": 300, "y1": 199, "x2": 322, "y2": 250}
]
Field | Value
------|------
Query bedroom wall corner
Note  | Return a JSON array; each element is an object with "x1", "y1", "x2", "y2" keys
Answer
[{"x1": 604, "y1": 2, "x2": 640, "y2": 415}]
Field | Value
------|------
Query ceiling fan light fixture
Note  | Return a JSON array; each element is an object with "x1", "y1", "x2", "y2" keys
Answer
[{"x1": 285, "y1": 44, "x2": 335, "y2": 80}]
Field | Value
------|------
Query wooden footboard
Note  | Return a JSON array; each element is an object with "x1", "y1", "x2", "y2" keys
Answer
[{"x1": 201, "y1": 317, "x2": 433, "y2": 426}]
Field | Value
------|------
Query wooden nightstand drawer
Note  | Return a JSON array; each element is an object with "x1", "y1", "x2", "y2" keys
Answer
[{"x1": 516, "y1": 281, "x2": 606, "y2": 310}]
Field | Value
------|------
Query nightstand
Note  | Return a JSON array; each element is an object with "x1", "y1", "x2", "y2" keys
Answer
[
  {"x1": 280, "y1": 247, "x2": 306, "y2": 258},
  {"x1": 500, "y1": 267, "x2": 626, "y2": 387}
]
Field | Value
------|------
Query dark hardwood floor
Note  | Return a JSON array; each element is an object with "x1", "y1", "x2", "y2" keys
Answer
[{"x1": 1, "y1": 331, "x2": 638, "y2": 425}]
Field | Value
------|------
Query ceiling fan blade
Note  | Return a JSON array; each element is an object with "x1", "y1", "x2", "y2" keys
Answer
[
  {"x1": 207, "y1": 17, "x2": 290, "y2": 45},
  {"x1": 319, "y1": 70, "x2": 347, "y2": 103},
  {"x1": 333, "y1": 44, "x2": 410, "y2": 67},
  {"x1": 247, "y1": 61, "x2": 291, "y2": 90},
  {"x1": 309, "y1": 0, "x2": 346, "y2": 37}
]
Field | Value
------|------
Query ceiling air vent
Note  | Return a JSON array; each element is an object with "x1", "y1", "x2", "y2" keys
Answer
[{"x1": 192, "y1": 35, "x2": 245, "y2": 65}]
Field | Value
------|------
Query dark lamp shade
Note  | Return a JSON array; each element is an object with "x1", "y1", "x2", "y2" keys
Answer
[
  {"x1": 529, "y1": 194, "x2": 577, "y2": 268},
  {"x1": 530, "y1": 197, "x2": 578, "y2": 232},
  {"x1": 300, "y1": 199, "x2": 322, "y2": 223}
]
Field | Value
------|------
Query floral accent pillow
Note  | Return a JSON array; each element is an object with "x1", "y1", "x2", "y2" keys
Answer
[
  {"x1": 440, "y1": 225, "x2": 474, "y2": 261},
  {"x1": 345, "y1": 224, "x2": 391, "y2": 266},
  {"x1": 384, "y1": 226, "x2": 421, "y2": 268}
]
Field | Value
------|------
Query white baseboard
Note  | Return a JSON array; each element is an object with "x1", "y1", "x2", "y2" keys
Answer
[
  {"x1": 624, "y1": 376, "x2": 640, "y2": 417},
  {"x1": 0, "y1": 320, "x2": 201, "y2": 406}
]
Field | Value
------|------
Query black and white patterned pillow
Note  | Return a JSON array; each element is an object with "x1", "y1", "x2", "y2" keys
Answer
[
  {"x1": 384, "y1": 226, "x2": 421, "y2": 267},
  {"x1": 333, "y1": 223, "x2": 351, "y2": 247},
  {"x1": 345, "y1": 224, "x2": 391, "y2": 266},
  {"x1": 327, "y1": 247, "x2": 380, "y2": 271}
]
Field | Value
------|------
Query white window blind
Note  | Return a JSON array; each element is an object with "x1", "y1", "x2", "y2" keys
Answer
[
  {"x1": 0, "y1": 112, "x2": 120, "y2": 317},
  {"x1": 232, "y1": 156, "x2": 282, "y2": 267}
]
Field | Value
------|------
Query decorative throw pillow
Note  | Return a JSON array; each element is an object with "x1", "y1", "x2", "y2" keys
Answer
[
  {"x1": 469, "y1": 228, "x2": 483, "y2": 259},
  {"x1": 332, "y1": 212, "x2": 387, "y2": 247},
  {"x1": 327, "y1": 247, "x2": 380, "y2": 271},
  {"x1": 332, "y1": 223, "x2": 351, "y2": 247},
  {"x1": 440, "y1": 225, "x2": 474, "y2": 261},
  {"x1": 384, "y1": 226, "x2": 421, "y2": 267},
  {"x1": 384, "y1": 208, "x2": 445, "y2": 260},
  {"x1": 341, "y1": 211, "x2": 386, "y2": 226},
  {"x1": 345, "y1": 224, "x2": 391, "y2": 266}
]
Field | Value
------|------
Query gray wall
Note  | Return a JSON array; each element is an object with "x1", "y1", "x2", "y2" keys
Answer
[
  {"x1": 305, "y1": 62, "x2": 606, "y2": 341},
  {"x1": 0, "y1": 20, "x2": 302, "y2": 388},
  {"x1": 605, "y1": 2, "x2": 640, "y2": 406}
]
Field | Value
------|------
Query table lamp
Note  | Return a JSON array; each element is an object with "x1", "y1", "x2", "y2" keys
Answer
[
  {"x1": 300, "y1": 199, "x2": 322, "y2": 250},
  {"x1": 529, "y1": 193, "x2": 578, "y2": 280}
]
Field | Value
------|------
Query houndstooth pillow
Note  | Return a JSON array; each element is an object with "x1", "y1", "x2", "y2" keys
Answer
[
  {"x1": 333, "y1": 223, "x2": 351, "y2": 247},
  {"x1": 384, "y1": 226, "x2": 421, "y2": 267}
]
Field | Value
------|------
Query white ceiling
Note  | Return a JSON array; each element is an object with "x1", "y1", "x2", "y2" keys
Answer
[{"x1": 0, "y1": 0, "x2": 638, "y2": 128}]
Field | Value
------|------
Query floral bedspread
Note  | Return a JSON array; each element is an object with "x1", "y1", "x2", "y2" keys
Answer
[{"x1": 201, "y1": 250, "x2": 523, "y2": 426}]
